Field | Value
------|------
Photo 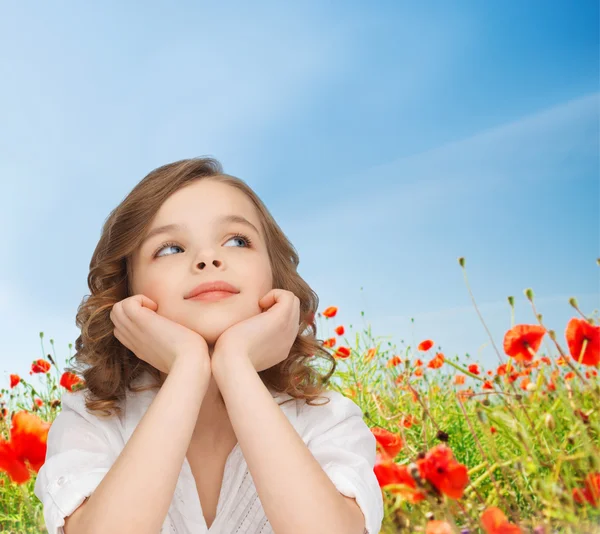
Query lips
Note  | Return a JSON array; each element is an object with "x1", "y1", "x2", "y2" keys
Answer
[{"x1": 185, "y1": 280, "x2": 239, "y2": 299}]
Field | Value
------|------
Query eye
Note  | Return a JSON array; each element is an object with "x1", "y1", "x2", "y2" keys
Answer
[
  {"x1": 225, "y1": 232, "x2": 253, "y2": 248},
  {"x1": 153, "y1": 232, "x2": 253, "y2": 258},
  {"x1": 153, "y1": 241, "x2": 183, "y2": 258}
]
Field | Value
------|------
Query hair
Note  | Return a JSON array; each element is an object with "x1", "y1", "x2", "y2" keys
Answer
[{"x1": 65, "y1": 157, "x2": 338, "y2": 418}]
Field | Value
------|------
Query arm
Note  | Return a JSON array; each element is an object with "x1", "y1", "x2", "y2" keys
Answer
[
  {"x1": 212, "y1": 353, "x2": 366, "y2": 534},
  {"x1": 65, "y1": 355, "x2": 210, "y2": 534}
]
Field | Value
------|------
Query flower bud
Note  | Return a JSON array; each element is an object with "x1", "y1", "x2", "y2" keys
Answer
[
  {"x1": 544, "y1": 413, "x2": 555, "y2": 430},
  {"x1": 436, "y1": 430, "x2": 449, "y2": 442},
  {"x1": 525, "y1": 288, "x2": 534, "y2": 300}
]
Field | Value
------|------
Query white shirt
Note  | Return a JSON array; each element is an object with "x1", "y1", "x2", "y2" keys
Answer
[{"x1": 34, "y1": 370, "x2": 384, "y2": 534}]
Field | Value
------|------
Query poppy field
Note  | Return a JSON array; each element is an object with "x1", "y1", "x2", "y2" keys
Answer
[{"x1": 1, "y1": 258, "x2": 599, "y2": 533}]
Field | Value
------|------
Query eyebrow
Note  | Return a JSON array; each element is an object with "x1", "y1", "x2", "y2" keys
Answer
[{"x1": 140, "y1": 215, "x2": 261, "y2": 249}]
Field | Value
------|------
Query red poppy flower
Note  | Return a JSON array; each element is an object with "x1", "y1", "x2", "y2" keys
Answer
[
  {"x1": 59, "y1": 372, "x2": 83, "y2": 392},
  {"x1": 365, "y1": 348, "x2": 377, "y2": 363},
  {"x1": 386, "y1": 355, "x2": 402, "y2": 368},
  {"x1": 400, "y1": 414, "x2": 417, "y2": 429},
  {"x1": 507, "y1": 372, "x2": 519, "y2": 383},
  {"x1": 373, "y1": 461, "x2": 426, "y2": 503},
  {"x1": 323, "y1": 337, "x2": 336, "y2": 348},
  {"x1": 418, "y1": 339, "x2": 434, "y2": 352},
  {"x1": 427, "y1": 353, "x2": 445, "y2": 369},
  {"x1": 564, "y1": 371, "x2": 575, "y2": 381},
  {"x1": 426, "y1": 520, "x2": 453, "y2": 534},
  {"x1": 572, "y1": 472, "x2": 600, "y2": 507},
  {"x1": 458, "y1": 388, "x2": 474, "y2": 401},
  {"x1": 371, "y1": 427, "x2": 403, "y2": 460},
  {"x1": 31, "y1": 359, "x2": 51, "y2": 374},
  {"x1": 468, "y1": 364, "x2": 480, "y2": 375},
  {"x1": 415, "y1": 359, "x2": 423, "y2": 367},
  {"x1": 0, "y1": 411, "x2": 51, "y2": 484},
  {"x1": 334, "y1": 346, "x2": 351, "y2": 359},
  {"x1": 503, "y1": 324, "x2": 546, "y2": 363},
  {"x1": 483, "y1": 380, "x2": 494, "y2": 390},
  {"x1": 334, "y1": 325, "x2": 345, "y2": 336},
  {"x1": 9, "y1": 374, "x2": 20, "y2": 388},
  {"x1": 481, "y1": 506, "x2": 522, "y2": 533},
  {"x1": 414, "y1": 367, "x2": 424, "y2": 377},
  {"x1": 565, "y1": 317, "x2": 600, "y2": 366},
  {"x1": 417, "y1": 444, "x2": 469, "y2": 499},
  {"x1": 322, "y1": 306, "x2": 338, "y2": 318},
  {"x1": 454, "y1": 374, "x2": 465, "y2": 385}
]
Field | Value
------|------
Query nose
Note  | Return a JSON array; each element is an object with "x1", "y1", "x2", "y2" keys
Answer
[{"x1": 195, "y1": 258, "x2": 222, "y2": 269}]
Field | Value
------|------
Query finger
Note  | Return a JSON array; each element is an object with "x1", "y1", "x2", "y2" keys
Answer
[
  {"x1": 121, "y1": 295, "x2": 146, "y2": 322},
  {"x1": 113, "y1": 327, "x2": 128, "y2": 347},
  {"x1": 112, "y1": 301, "x2": 136, "y2": 338},
  {"x1": 258, "y1": 289, "x2": 279, "y2": 310},
  {"x1": 259, "y1": 289, "x2": 293, "y2": 310},
  {"x1": 120, "y1": 300, "x2": 153, "y2": 337},
  {"x1": 136, "y1": 294, "x2": 158, "y2": 311},
  {"x1": 110, "y1": 302, "x2": 125, "y2": 326}
]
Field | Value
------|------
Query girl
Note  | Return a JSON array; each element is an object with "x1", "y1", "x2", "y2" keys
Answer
[{"x1": 33, "y1": 157, "x2": 384, "y2": 534}]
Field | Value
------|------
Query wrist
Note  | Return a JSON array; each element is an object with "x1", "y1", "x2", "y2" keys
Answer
[
  {"x1": 211, "y1": 349, "x2": 251, "y2": 380},
  {"x1": 172, "y1": 351, "x2": 211, "y2": 377}
]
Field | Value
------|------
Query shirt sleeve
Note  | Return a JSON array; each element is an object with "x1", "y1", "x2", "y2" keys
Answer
[
  {"x1": 33, "y1": 391, "x2": 117, "y2": 534},
  {"x1": 299, "y1": 390, "x2": 385, "y2": 534}
]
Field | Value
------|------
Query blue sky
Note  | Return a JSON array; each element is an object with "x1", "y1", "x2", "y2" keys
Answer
[{"x1": 1, "y1": 1, "x2": 598, "y2": 385}]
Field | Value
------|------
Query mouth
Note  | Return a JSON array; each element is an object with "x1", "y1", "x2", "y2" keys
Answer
[{"x1": 187, "y1": 291, "x2": 237, "y2": 302}]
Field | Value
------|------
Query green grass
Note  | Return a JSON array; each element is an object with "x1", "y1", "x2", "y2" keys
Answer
[{"x1": 1, "y1": 258, "x2": 599, "y2": 533}]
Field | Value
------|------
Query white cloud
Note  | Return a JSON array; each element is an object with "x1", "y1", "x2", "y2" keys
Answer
[{"x1": 286, "y1": 92, "x2": 599, "y2": 235}]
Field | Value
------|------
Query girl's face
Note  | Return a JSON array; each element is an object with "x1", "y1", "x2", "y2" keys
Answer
[{"x1": 130, "y1": 179, "x2": 273, "y2": 351}]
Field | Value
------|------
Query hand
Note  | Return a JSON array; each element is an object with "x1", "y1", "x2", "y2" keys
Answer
[
  {"x1": 109, "y1": 294, "x2": 211, "y2": 375},
  {"x1": 212, "y1": 289, "x2": 301, "y2": 373}
]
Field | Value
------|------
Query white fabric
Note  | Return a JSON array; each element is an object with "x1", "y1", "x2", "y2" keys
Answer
[{"x1": 34, "y1": 371, "x2": 384, "y2": 533}]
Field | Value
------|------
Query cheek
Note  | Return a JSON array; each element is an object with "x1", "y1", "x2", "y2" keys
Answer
[
  {"x1": 138, "y1": 274, "x2": 178, "y2": 303},
  {"x1": 258, "y1": 260, "x2": 273, "y2": 291}
]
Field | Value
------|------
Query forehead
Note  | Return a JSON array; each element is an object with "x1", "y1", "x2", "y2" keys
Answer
[{"x1": 153, "y1": 179, "x2": 259, "y2": 225}]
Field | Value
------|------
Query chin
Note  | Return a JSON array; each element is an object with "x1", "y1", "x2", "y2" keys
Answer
[
  {"x1": 164, "y1": 297, "x2": 261, "y2": 346},
  {"x1": 185, "y1": 309, "x2": 253, "y2": 347}
]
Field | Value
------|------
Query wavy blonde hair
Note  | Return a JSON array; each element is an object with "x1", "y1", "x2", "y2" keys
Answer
[{"x1": 65, "y1": 157, "x2": 337, "y2": 418}]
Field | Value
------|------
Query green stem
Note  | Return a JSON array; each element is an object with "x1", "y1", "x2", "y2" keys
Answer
[{"x1": 445, "y1": 359, "x2": 485, "y2": 381}]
